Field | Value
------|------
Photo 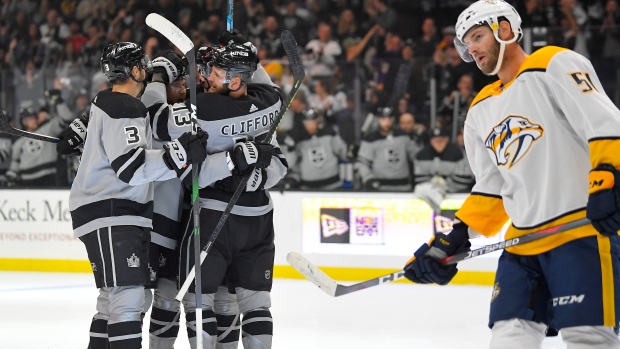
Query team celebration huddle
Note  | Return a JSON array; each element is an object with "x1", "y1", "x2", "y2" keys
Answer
[{"x1": 3, "y1": 0, "x2": 620, "y2": 348}]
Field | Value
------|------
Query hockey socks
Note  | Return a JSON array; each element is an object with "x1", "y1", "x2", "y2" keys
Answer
[
  {"x1": 88, "y1": 317, "x2": 109, "y2": 349},
  {"x1": 107, "y1": 320, "x2": 142, "y2": 349},
  {"x1": 216, "y1": 313, "x2": 241, "y2": 349},
  {"x1": 149, "y1": 306, "x2": 181, "y2": 349},
  {"x1": 241, "y1": 308, "x2": 273, "y2": 349},
  {"x1": 186, "y1": 309, "x2": 217, "y2": 349}
]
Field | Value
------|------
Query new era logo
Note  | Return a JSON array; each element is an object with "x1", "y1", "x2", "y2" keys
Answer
[{"x1": 249, "y1": 104, "x2": 258, "y2": 112}]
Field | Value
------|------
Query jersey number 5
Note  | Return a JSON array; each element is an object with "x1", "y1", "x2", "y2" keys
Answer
[{"x1": 569, "y1": 72, "x2": 598, "y2": 93}]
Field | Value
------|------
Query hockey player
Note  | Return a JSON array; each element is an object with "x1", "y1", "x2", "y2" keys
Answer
[
  {"x1": 283, "y1": 108, "x2": 349, "y2": 190},
  {"x1": 403, "y1": 1, "x2": 620, "y2": 348},
  {"x1": 69, "y1": 41, "x2": 207, "y2": 349},
  {"x1": 6, "y1": 101, "x2": 74, "y2": 187},
  {"x1": 356, "y1": 106, "x2": 418, "y2": 191},
  {"x1": 143, "y1": 42, "x2": 287, "y2": 349},
  {"x1": 414, "y1": 127, "x2": 474, "y2": 193}
]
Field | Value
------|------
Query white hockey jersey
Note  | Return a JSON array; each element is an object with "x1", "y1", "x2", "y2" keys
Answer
[{"x1": 455, "y1": 46, "x2": 620, "y2": 255}]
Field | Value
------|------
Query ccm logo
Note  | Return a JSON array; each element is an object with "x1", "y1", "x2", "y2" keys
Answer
[{"x1": 552, "y1": 294, "x2": 585, "y2": 306}]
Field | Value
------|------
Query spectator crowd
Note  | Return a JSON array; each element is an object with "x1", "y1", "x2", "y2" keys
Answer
[{"x1": 1, "y1": 0, "x2": 619, "y2": 193}]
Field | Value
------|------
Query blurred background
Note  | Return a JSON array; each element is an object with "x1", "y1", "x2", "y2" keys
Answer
[{"x1": 0, "y1": 0, "x2": 617, "y2": 192}]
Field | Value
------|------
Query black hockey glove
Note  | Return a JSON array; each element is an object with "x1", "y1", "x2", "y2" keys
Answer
[
  {"x1": 363, "y1": 177, "x2": 381, "y2": 191},
  {"x1": 45, "y1": 89, "x2": 63, "y2": 106},
  {"x1": 229, "y1": 141, "x2": 273, "y2": 171},
  {"x1": 279, "y1": 174, "x2": 300, "y2": 190},
  {"x1": 163, "y1": 129, "x2": 208, "y2": 177},
  {"x1": 404, "y1": 221, "x2": 471, "y2": 285},
  {"x1": 587, "y1": 164, "x2": 620, "y2": 236},
  {"x1": 214, "y1": 167, "x2": 267, "y2": 192},
  {"x1": 4, "y1": 170, "x2": 19, "y2": 187},
  {"x1": 151, "y1": 50, "x2": 188, "y2": 84},
  {"x1": 217, "y1": 31, "x2": 258, "y2": 58},
  {"x1": 57, "y1": 113, "x2": 88, "y2": 156},
  {"x1": 217, "y1": 31, "x2": 248, "y2": 46}
]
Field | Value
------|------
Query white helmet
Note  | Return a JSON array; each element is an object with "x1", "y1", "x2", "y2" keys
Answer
[{"x1": 454, "y1": 0, "x2": 522, "y2": 75}]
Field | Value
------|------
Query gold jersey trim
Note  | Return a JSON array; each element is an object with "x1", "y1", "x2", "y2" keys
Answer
[{"x1": 470, "y1": 46, "x2": 569, "y2": 109}]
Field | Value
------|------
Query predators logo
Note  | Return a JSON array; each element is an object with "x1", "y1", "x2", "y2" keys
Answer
[{"x1": 485, "y1": 115, "x2": 543, "y2": 168}]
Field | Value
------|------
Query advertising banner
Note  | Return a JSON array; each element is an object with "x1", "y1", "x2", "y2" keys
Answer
[{"x1": 0, "y1": 190, "x2": 86, "y2": 260}]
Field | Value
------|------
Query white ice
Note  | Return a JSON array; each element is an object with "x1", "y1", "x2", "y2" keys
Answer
[{"x1": 0, "y1": 271, "x2": 567, "y2": 349}]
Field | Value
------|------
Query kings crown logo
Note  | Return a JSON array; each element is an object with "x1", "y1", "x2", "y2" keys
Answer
[{"x1": 127, "y1": 253, "x2": 140, "y2": 268}]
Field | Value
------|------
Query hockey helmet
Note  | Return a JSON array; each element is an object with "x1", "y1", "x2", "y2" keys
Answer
[
  {"x1": 196, "y1": 45, "x2": 220, "y2": 80},
  {"x1": 302, "y1": 108, "x2": 322, "y2": 121},
  {"x1": 100, "y1": 42, "x2": 153, "y2": 83},
  {"x1": 211, "y1": 43, "x2": 258, "y2": 85},
  {"x1": 376, "y1": 106, "x2": 394, "y2": 118},
  {"x1": 454, "y1": 0, "x2": 522, "y2": 75}
]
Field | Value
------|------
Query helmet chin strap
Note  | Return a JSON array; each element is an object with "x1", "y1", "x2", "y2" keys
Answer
[
  {"x1": 482, "y1": 30, "x2": 519, "y2": 76},
  {"x1": 131, "y1": 72, "x2": 147, "y2": 98},
  {"x1": 486, "y1": 41, "x2": 506, "y2": 76}
]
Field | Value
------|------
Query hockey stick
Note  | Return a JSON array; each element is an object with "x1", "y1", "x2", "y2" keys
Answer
[
  {"x1": 227, "y1": 0, "x2": 233, "y2": 32},
  {"x1": 288, "y1": 217, "x2": 591, "y2": 297},
  {"x1": 145, "y1": 13, "x2": 203, "y2": 348},
  {"x1": 176, "y1": 30, "x2": 305, "y2": 301},
  {"x1": 0, "y1": 109, "x2": 60, "y2": 143}
]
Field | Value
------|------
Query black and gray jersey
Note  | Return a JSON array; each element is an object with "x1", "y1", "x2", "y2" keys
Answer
[
  {"x1": 7, "y1": 103, "x2": 74, "y2": 181},
  {"x1": 356, "y1": 129, "x2": 418, "y2": 191},
  {"x1": 142, "y1": 82, "x2": 288, "y2": 217},
  {"x1": 0, "y1": 133, "x2": 12, "y2": 175},
  {"x1": 286, "y1": 126, "x2": 348, "y2": 190},
  {"x1": 414, "y1": 144, "x2": 474, "y2": 193},
  {"x1": 69, "y1": 90, "x2": 176, "y2": 238}
]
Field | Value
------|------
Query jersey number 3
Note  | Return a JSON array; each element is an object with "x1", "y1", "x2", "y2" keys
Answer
[{"x1": 124, "y1": 126, "x2": 140, "y2": 145}]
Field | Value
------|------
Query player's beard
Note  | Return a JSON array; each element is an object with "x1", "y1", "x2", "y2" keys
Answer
[{"x1": 480, "y1": 40, "x2": 501, "y2": 75}]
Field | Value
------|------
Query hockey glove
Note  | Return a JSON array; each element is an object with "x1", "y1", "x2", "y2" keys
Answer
[
  {"x1": 163, "y1": 129, "x2": 208, "y2": 177},
  {"x1": 587, "y1": 164, "x2": 620, "y2": 236},
  {"x1": 4, "y1": 170, "x2": 19, "y2": 187},
  {"x1": 363, "y1": 178, "x2": 381, "y2": 191},
  {"x1": 218, "y1": 31, "x2": 248, "y2": 46},
  {"x1": 213, "y1": 167, "x2": 267, "y2": 192},
  {"x1": 404, "y1": 221, "x2": 471, "y2": 285},
  {"x1": 217, "y1": 31, "x2": 258, "y2": 60},
  {"x1": 57, "y1": 113, "x2": 88, "y2": 156},
  {"x1": 152, "y1": 50, "x2": 188, "y2": 84},
  {"x1": 230, "y1": 141, "x2": 273, "y2": 171},
  {"x1": 279, "y1": 174, "x2": 300, "y2": 190},
  {"x1": 45, "y1": 89, "x2": 63, "y2": 106}
]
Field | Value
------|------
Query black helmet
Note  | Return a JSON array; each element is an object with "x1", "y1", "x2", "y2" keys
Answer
[
  {"x1": 196, "y1": 46, "x2": 220, "y2": 80},
  {"x1": 211, "y1": 43, "x2": 258, "y2": 84},
  {"x1": 100, "y1": 42, "x2": 153, "y2": 83},
  {"x1": 376, "y1": 106, "x2": 394, "y2": 118},
  {"x1": 302, "y1": 108, "x2": 322, "y2": 121},
  {"x1": 20, "y1": 107, "x2": 36, "y2": 120}
]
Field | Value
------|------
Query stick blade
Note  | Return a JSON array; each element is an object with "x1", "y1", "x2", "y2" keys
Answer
[
  {"x1": 286, "y1": 252, "x2": 338, "y2": 297},
  {"x1": 280, "y1": 30, "x2": 305, "y2": 82},
  {"x1": 145, "y1": 13, "x2": 194, "y2": 54}
]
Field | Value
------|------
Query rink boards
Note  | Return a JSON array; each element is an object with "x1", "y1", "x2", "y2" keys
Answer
[{"x1": 0, "y1": 189, "x2": 500, "y2": 286}]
